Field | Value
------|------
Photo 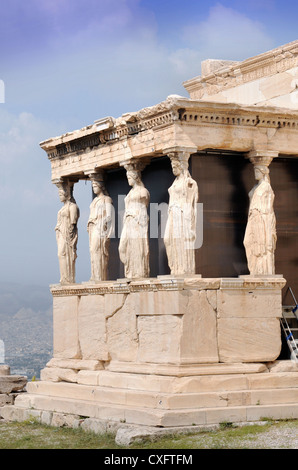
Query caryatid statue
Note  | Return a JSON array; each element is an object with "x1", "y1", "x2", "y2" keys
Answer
[
  {"x1": 164, "y1": 148, "x2": 199, "y2": 276},
  {"x1": 119, "y1": 159, "x2": 150, "y2": 279},
  {"x1": 87, "y1": 172, "x2": 113, "y2": 281},
  {"x1": 54, "y1": 179, "x2": 80, "y2": 284},
  {"x1": 243, "y1": 152, "x2": 277, "y2": 276}
]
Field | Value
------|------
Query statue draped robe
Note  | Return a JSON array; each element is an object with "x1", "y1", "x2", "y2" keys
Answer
[
  {"x1": 119, "y1": 186, "x2": 150, "y2": 278},
  {"x1": 87, "y1": 194, "x2": 113, "y2": 281},
  {"x1": 164, "y1": 174, "x2": 199, "y2": 275},
  {"x1": 244, "y1": 179, "x2": 276, "y2": 276},
  {"x1": 55, "y1": 200, "x2": 79, "y2": 283}
]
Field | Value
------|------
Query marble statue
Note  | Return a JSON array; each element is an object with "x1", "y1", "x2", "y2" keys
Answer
[
  {"x1": 55, "y1": 180, "x2": 80, "y2": 284},
  {"x1": 164, "y1": 153, "x2": 199, "y2": 275},
  {"x1": 87, "y1": 175, "x2": 113, "y2": 281},
  {"x1": 244, "y1": 164, "x2": 277, "y2": 276},
  {"x1": 119, "y1": 161, "x2": 150, "y2": 278}
]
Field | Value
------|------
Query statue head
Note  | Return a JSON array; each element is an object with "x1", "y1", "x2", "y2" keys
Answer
[
  {"x1": 170, "y1": 154, "x2": 190, "y2": 177},
  {"x1": 254, "y1": 164, "x2": 270, "y2": 182},
  {"x1": 56, "y1": 181, "x2": 74, "y2": 203},
  {"x1": 126, "y1": 169, "x2": 142, "y2": 187},
  {"x1": 123, "y1": 161, "x2": 143, "y2": 187}
]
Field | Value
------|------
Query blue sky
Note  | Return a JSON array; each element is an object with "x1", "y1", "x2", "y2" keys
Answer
[{"x1": 0, "y1": 0, "x2": 297, "y2": 286}]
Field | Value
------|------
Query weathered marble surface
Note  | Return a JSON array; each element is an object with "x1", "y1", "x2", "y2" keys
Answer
[
  {"x1": 49, "y1": 276, "x2": 285, "y2": 367},
  {"x1": 55, "y1": 180, "x2": 79, "y2": 284},
  {"x1": 87, "y1": 175, "x2": 113, "y2": 281},
  {"x1": 244, "y1": 158, "x2": 277, "y2": 276},
  {"x1": 119, "y1": 160, "x2": 150, "y2": 279},
  {"x1": 164, "y1": 149, "x2": 199, "y2": 276}
]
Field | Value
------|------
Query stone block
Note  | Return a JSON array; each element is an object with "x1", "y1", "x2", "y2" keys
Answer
[
  {"x1": 137, "y1": 314, "x2": 182, "y2": 363},
  {"x1": 81, "y1": 417, "x2": 107, "y2": 434},
  {"x1": 53, "y1": 296, "x2": 80, "y2": 359},
  {"x1": 267, "y1": 360, "x2": 298, "y2": 373},
  {"x1": 137, "y1": 289, "x2": 218, "y2": 364},
  {"x1": 218, "y1": 318, "x2": 281, "y2": 363},
  {"x1": 1, "y1": 405, "x2": 40, "y2": 422},
  {"x1": 171, "y1": 374, "x2": 248, "y2": 394},
  {"x1": 0, "y1": 394, "x2": 14, "y2": 406},
  {"x1": 51, "y1": 412, "x2": 82, "y2": 428},
  {"x1": 46, "y1": 358, "x2": 104, "y2": 370},
  {"x1": 132, "y1": 290, "x2": 189, "y2": 315},
  {"x1": 40, "y1": 367, "x2": 78, "y2": 383},
  {"x1": 205, "y1": 406, "x2": 247, "y2": 424},
  {"x1": 180, "y1": 290, "x2": 218, "y2": 363},
  {"x1": 158, "y1": 409, "x2": 206, "y2": 427},
  {"x1": 250, "y1": 388, "x2": 298, "y2": 406},
  {"x1": 247, "y1": 372, "x2": 298, "y2": 390},
  {"x1": 246, "y1": 404, "x2": 298, "y2": 422},
  {"x1": 78, "y1": 295, "x2": 108, "y2": 361},
  {"x1": 77, "y1": 370, "x2": 101, "y2": 386},
  {"x1": 217, "y1": 289, "x2": 282, "y2": 318},
  {"x1": 14, "y1": 393, "x2": 32, "y2": 408},
  {"x1": 106, "y1": 294, "x2": 138, "y2": 362},
  {"x1": 0, "y1": 376, "x2": 27, "y2": 394},
  {"x1": 41, "y1": 410, "x2": 53, "y2": 425}
]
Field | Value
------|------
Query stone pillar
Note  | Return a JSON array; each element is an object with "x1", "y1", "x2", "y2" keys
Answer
[
  {"x1": 86, "y1": 170, "x2": 114, "y2": 282},
  {"x1": 118, "y1": 158, "x2": 150, "y2": 279},
  {"x1": 53, "y1": 178, "x2": 80, "y2": 284},
  {"x1": 163, "y1": 147, "x2": 199, "y2": 276},
  {"x1": 243, "y1": 150, "x2": 278, "y2": 276}
]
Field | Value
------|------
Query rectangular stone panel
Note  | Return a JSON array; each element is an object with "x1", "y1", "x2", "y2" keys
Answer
[
  {"x1": 106, "y1": 294, "x2": 139, "y2": 362},
  {"x1": 132, "y1": 290, "x2": 189, "y2": 315},
  {"x1": 53, "y1": 296, "x2": 80, "y2": 359},
  {"x1": 218, "y1": 317, "x2": 281, "y2": 363},
  {"x1": 137, "y1": 315, "x2": 183, "y2": 364},
  {"x1": 217, "y1": 289, "x2": 282, "y2": 318},
  {"x1": 180, "y1": 290, "x2": 219, "y2": 363},
  {"x1": 78, "y1": 295, "x2": 108, "y2": 361}
]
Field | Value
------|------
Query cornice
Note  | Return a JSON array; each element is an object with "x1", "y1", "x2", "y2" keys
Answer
[
  {"x1": 183, "y1": 40, "x2": 298, "y2": 97},
  {"x1": 40, "y1": 97, "x2": 298, "y2": 163},
  {"x1": 50, "y1": 276, "x2": 286, "y2": 296}
]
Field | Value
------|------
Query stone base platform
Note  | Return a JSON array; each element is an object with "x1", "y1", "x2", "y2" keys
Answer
[{"x1": 2, "y1": 360, "x2": 298, "y2": 443}]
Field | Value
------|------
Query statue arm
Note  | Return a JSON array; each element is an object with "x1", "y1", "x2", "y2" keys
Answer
[
  {"x1": 68, "y1": 203, "x2": 79, "y2": 242},
  {"x1": 102, "y1": 198, "x2": 114, "y2": 237}
]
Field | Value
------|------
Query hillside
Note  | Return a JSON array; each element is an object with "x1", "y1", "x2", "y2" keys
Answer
[{"x1": 0, "y1": 283, "x2": 53, "y2": 379}]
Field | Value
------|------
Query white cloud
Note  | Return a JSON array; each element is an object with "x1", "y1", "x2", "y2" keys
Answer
[
  {"x1": 0, "y1": 109, "x2": 58, "y2": 205},
  {"x1": 168, "y1": 48, "x2": 204, "y2": 80},
  {"x1": 182, "y1": 3, "x2": 274, "y2": 62}
]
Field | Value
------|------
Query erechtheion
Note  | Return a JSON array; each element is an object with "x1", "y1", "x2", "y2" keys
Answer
[{"x1": 2, "y1": 40, "x2": 298, "y2": 439}]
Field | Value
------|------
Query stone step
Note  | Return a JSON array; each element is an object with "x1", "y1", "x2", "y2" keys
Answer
[
  {"x1": 3, "y1": 395, "x2": 298, "y2": 427},
  {"x1": 41, "y1": 367, "x2": 298, "y2": 393},
  {"x1": 24, "y1": 381, "x2": 298, "y2": 410},
  {"x1": 78, "y1": 369, "x2": 298, "y2": 393}
]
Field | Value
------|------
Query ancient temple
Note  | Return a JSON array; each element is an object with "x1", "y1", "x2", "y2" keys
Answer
[{"x1": 2, "y1": 40, "x2": 298, "y2": 437}]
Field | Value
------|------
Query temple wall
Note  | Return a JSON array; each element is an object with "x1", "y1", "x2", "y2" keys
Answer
[{"x1": 46, "y1": 276, "x2": 285, "y2": 378}]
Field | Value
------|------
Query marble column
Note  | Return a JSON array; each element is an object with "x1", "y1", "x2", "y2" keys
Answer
[
  {"x1": 119, "y1": 159, "x2": 150, "y2": 279},
  {"x1": 54, "y1": 178, "x2": 80, "y2": 284},
  {"x1": 87, "y1": 171, "x2": 114, "y2": 282},
  {"x1": 243, "y1": 151, "x2": 278, "y2": 276},
  {"x1": 163, "y1": 147, "x2": 199, "y2": 276}
]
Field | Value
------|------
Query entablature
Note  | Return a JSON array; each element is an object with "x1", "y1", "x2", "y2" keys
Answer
[{"x1": 40, "y1": 96, "x2": 298, "y2": 181}]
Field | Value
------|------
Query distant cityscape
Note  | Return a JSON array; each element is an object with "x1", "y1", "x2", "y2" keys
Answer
[
  {"x1": 5, "y1": 352, "x2": 52, "y2": 381},
  {"x1": 0, "y1": 282, "x2": 53, "y2": 380}
]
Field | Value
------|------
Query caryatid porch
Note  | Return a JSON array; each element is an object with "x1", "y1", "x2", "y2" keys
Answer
[{"x1": 2, "y1": 42, "x2": 298, "y2": 432}]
